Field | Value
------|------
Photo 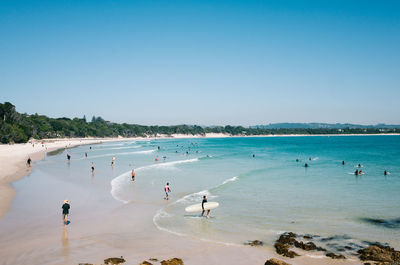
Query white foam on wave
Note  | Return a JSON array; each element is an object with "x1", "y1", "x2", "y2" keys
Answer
[
  {"x1": 174, "y1": 190, "x2": 216, "y2": 205},
  {"x1": 152, "y1": 209, "x2": 240, "y2": 247},
  {"x1": 221, "y1": 176, "x2": 238, "y2": 185},
  {"x1": 110, "y1": 158, "x2": 200, "y2": 203},
  {"x1": 79, "y1": 149, "x2": 155, "y2": 160},
  {"x1": 172, "y1": 175, "x2": 238, "y2": 206},
  {"x1": 152, "y1": 209, "x2": 187, "y2": 236},
  {"x1": 99, "y1": 145, "x2": 142, "y2": 151}
]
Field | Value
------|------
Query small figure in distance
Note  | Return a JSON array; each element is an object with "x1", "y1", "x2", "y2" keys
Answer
[
  {"x1": 201, "y1": 195, "x2": 210, "y2": 218},
  {"x1": 155, "y1": 156, "x2": 159, "y2": 162},
  {"x1": 309, "y1": 157, "x2": 312, "y2": 161},
  {"x1": 91, "y1": 162, "x2": 94, "y2": 173},
  {"x1": 355, "y1": 169, "x2": 359, "y2": 175},
  {"x1": 296, "y1": 158, "x2": 299, "y2": 162},
  {"x1": 85, "y1": 152, "x2": 87, "y2": 158},
  {"x1": 164, "y1": 182, "x2": 171, "y2": 200},
  {"x1": 62, "y1": 200, "x2": 70, "y2": 225},
  {"x1": 384, "y1": 170, "x2": 387, "y2": 176},
  {"x1": 27, "y1": 157, "x2": 32, "y2": 167},
  {"x1": 131, "y1": 169, "x2": 135, "y2": 181},
  {"x1": 304, "y1": 163, "x2": 308, "y2": 168},
  {"x1": 67, "y1": 154, "x2": 71, "y2": 161},
  {"x1": 252, "y1": 154, "x2": 255, "y2": 158},
  {"x1": 111, "y1": 157, "x2": 116, "y2": 166},
  {"x1": 342, "y1": 160, "x2": 345, "y2": 165}
]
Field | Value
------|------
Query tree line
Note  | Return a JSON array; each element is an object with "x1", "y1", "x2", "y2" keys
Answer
[{"x1": 1, "y1": 102, "x2": 399, "y2": 144}]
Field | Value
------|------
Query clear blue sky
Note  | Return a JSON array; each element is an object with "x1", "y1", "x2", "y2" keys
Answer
[{"x1": 1, "y1": 0, "x2": 399, "y2": 125}]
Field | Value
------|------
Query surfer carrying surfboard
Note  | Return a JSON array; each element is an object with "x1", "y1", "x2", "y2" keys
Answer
[{"x1": 201, "y1": 195, "x2": 210, "y2": 218}]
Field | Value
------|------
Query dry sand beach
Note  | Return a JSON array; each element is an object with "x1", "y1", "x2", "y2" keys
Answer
[{"x1": 0, "y1": 136, "x2": 369, "y2": 265}]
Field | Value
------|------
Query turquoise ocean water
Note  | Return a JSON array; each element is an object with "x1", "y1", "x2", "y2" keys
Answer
[{"x1": 5, "y1": 136, "x2": 400, "y2": 257}]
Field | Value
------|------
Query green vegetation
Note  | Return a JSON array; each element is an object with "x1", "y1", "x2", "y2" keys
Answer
[{"x1": 1, "y1": 102, "x2": 399, "y2": 144}]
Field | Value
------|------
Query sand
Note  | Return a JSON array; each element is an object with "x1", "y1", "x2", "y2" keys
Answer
[{"x1": 0, "y1": 136, "x2": 367, "y2": 265}]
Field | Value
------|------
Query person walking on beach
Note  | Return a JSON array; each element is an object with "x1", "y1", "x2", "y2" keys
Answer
[
  {"x1": 111, "y1": 157, "x2": 116, "y2": 166},
  {"x1": 27, "y1": 157, "x2": 32, "y2": 167},
  {"x1": 131, "y1": 169, "x2": 135, "y2": 181},
  {"x1": 164, "y1": 182, "x2": 171, "y2": 200},
  {"x1": 62, "y1": 200, "x2": 70, "y2": 225},
  {"x1": 201, "y1": 195, "x2": 210, "y2": 218}
]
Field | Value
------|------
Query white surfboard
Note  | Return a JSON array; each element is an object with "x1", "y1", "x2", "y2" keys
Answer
[{"x1": 185, "y1": 202, "x2": 219, "y2": 213}]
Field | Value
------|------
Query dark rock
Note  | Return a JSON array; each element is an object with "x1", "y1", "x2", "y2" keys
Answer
[
  {"x1": 345, "y1": 246, "x2": 354, "y2": 250},
  {"x1": 358, "y1": 245, "x2": 400, "y2": 263},
  {"x1": 245, "y1": 240, "x2": 264, "y2": 246},
  {"x1": 139, "y1": 262, "x2": 153, "y2": 265},
  {"x1": 363, "y1": 263, "x2": 371, "y2": 265},
  {"x1": 277, "y1": 232, "x2": 297, "y2": 245},
  {"x1": 294, "y1": 241, "x2": 317, "y2": 251},
  {"x1": 316, "y1": 247, "x2": 327, "y2": 251},
  {"x1": 149, "y1": 258, "x2": 158, "y2": 261},
  {"x1": 274, "y1": 243, "x2": 299, "y2": 258},
  {"x1": 79, "y1": 264, "x2": 93, "y2": 265},
  {"x1": 104, "y1": 257, "x2": 126, "y2": 265},
  {"x1": 303, "y1": 235, "x2": 313, "y2": 239},
  {"x1": 326, "y1": 252, "x2": 346, "y2": 259},
  {"x1": 264, "y1": 258, "x2": 292, "y2": 265},
  {"x1": 160, "y1": 258, "x2": 184, "y2": 265}
]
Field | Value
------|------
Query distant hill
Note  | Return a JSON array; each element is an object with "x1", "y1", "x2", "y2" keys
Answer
[{"x1": 252, "y1": 123, "x2": 400, "y2": 129}]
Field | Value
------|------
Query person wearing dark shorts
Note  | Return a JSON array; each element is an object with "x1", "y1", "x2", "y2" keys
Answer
[
  {"x1": 201, "y1": 195, "x2": 210, "y2": 218},
  {"x1": 62, "y1": 200, "x2": 70, "y2": 225}
]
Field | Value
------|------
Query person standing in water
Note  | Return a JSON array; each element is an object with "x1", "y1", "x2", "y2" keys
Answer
[
  {"x1": 85, "y1": 152, "x2": 87, "y2": 158},
  {"x1": 62, "y1": 200, "x2": 70, "y2": 225},
  {"x1": 164, "y1": 182, "x2": 171, "y2": 200},
  {"x1": 342, "y1": 160, "x2": 345, "y2": 165},
  {"x1": 384, "y1": 170, "x2": 387, "y2": 175},
  {"x1": 111, "y1": 157, "x2": 116, "y2": 166},
  {"x1": 131, "y1": 169, "x2": 135, "y2": 181},
  {"x1": 91, "y1": 162, "x2": 94, "y2": 172},
  {"x1": 67, "y1": 154, "x2": 71, "y2": 161},
  {"x1": 201, "y1": 195, "x2": 210, "y2": 218}
]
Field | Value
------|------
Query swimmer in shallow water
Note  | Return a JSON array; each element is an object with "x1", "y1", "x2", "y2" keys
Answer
[
  {"x1": 304, "y1": 163, "x2": 308, "y2": 168},
  {"x1": 384, "y1": 170, "x2": 387, "y2": 175},
  {"x1": 355, "y1": 169, "x2": 359, "y2": 175}
]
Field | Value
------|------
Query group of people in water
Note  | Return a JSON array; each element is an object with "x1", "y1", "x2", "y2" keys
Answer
[{"x1": 295, "y1": 157, "x2": 389, "y2": 176}]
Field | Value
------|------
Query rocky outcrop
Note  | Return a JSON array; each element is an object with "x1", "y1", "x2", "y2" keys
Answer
[
  {"x1": 358, "y1": 244, "x2": 400, "y2": 263},
  {"x1": 160, "y1": 258, "x2": 184, "y2": 265},
  {"x1": 326, "y1": 252, "x2": 346, "y2": 259},
  {"x1": 274, "y1": 242, "x2": 299, "y2": 258},
  {"x1": 245, "y1": 240, "x2": 264, "y2": 246},
  {"x1": 149, "y1": 258, "x2": 158, "y2": 262},
  {"x1": 264, "y1": 258, "x2": 292, "y2": 265},
  {"x1": 104, "y1": 257, "x2": 126, "y2": 264},
  {"x1": 139, "y1": 261, "x2": 153, "y2": 265}
]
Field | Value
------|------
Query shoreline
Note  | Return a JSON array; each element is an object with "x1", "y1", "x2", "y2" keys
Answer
[{"x1": 0, "y1": 137, "x2": 138, "y2": 219}]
